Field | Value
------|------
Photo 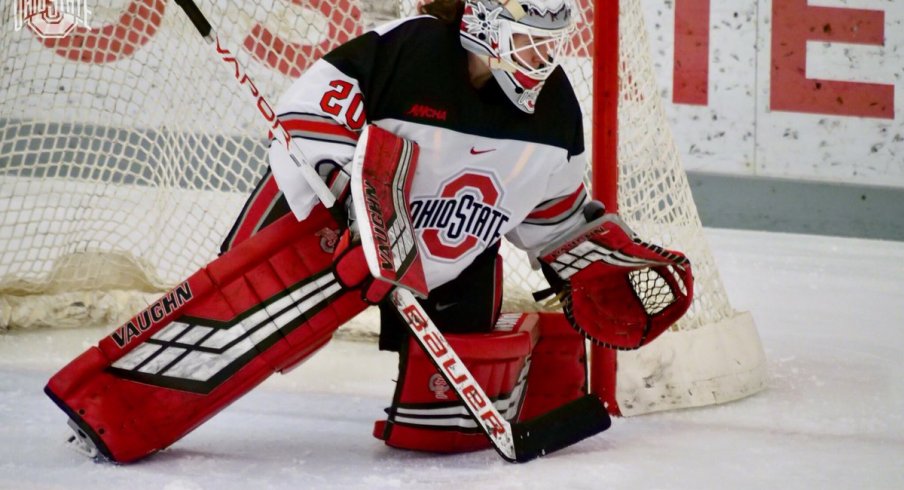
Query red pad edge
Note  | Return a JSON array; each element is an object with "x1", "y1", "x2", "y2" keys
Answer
[
  {"x1": 45, "y1": 205, "x2": 368, "y2": 463},
  {"x1": 519, "y1": 313, "x2": 589, "y2": 421}
]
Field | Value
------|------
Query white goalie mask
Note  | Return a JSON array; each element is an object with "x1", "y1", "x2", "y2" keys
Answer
[{"x1": 460, "y1": 0, "x2": 576, "y2": 113}]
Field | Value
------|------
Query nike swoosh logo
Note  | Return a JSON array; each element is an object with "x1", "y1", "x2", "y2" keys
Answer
[
  {"x1": 435, "y1": 302, "x2": 457, "y2": 312},
  {"x1": 470, "y1": 147, "x2": 496, "y2": 155}
]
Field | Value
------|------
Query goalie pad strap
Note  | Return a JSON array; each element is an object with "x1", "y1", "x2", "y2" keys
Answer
[
  {"x1": 333, "y1": 229, "x2": 394, "y2": 305},
  {"x1": 45, "y1": 205, "x2": 368, "y2": 463}
]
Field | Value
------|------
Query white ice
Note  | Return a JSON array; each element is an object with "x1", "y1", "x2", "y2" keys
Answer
[{"x1": 1, "y1": 229, "x2": 903, "y2": 490}]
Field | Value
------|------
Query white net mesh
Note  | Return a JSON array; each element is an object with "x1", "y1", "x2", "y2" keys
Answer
[
  {"x1": 2, "y1": 0, "x2": 767, "y2": 416},
  {"x1": 1, "y1": 0, "x2": 376, "y2": 328},
  {"x1": 2, "y1": 0, "x2": 731, "y2": 337}
]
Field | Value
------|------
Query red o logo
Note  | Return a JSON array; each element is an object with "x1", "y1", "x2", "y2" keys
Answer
[
  {"x1": 419, "y1": 172, "x2": 506, "y2": 261},
  {"x1": 33, "y1": 0, "x2": 166, "y2": 63}
]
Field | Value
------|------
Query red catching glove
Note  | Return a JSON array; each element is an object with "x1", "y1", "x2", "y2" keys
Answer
[{"x1": 538, "y1": 214, "x2": 694, "y2": 350}]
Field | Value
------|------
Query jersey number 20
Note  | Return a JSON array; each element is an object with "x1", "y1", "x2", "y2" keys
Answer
[{"x1": 319, "y1": 80, "x2": 366, "y2": 130}]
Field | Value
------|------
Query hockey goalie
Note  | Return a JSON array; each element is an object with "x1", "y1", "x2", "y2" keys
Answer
[{"x1": 45, "y1": 0, "x2": 693, "y2": 463}]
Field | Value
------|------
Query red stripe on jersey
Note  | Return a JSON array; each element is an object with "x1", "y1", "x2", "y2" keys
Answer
[
  {"x1": 281, "y1": 118, "x2": 359, "y2": 142},
  {"x1": 526, "y1": 185, "x2": 585, "y2": 220}
]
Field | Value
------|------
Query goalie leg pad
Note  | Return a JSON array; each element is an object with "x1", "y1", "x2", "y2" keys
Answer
[
  {"x1": 518, "y1": 312, "x2": 589, "y2": 421},
  {"x1": 45, "y1": 205, "x2": 368, "y2": 463},
  {"x1": 373, "y1": 313, "x2": 539, "y2": 454}
]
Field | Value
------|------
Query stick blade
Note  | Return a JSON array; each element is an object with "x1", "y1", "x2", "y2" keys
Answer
[{"x1": 512, "y1": 394, "x2": 611, "y2": 463}]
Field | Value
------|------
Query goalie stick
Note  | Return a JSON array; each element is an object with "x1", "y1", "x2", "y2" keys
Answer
[
  {"x1": 173, "y1": 0, "x2": 336, "y2": 209},
  {"x1": 174, "y1": 1, "x2": 610, "y2": 463}
]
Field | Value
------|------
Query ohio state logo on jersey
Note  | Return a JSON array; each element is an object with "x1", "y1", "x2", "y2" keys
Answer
[{"x1": 409, "y1": 171, "x2": 511, "y2": 261}]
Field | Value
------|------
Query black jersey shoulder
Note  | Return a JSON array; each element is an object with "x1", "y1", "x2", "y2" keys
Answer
[
  {"x1": 320, "y1": 16, "x2": 450, "y2": 94},
  {"x1": 322, "y1": 16, "x2": 584, "y2": 156},
  {"x1": 531, "y1": 68, "x2": 586, "y2": 157}
]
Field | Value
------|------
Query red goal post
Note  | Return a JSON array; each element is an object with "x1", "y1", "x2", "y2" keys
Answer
[
  {"x1": 0, "y1": 0, "x2": 766, "y2": 416},
  {"x1": 585, "y1": 0, "x2": 765, "y2": 415}
]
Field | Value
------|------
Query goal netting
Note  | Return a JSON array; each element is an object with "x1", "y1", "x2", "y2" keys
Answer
[{"x1": 0, "y1": 0, "x2": 766, "y2": 415}]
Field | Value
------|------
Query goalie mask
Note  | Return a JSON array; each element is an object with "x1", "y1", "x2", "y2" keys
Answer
[{"x1": 460, "y1": 0, "x2": 576, "y2": 113}]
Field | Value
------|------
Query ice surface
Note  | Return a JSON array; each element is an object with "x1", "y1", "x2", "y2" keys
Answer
[{"x1": 1, "y1": 229, "x2": 902, "y2": 489}]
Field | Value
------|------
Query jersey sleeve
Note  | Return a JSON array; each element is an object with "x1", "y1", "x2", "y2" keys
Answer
[
  {"x1": 505, "y1": 68, "x2": 591, "y2": 261},
  {"x1": 505, "y1": 151, "x2": 590, "y2": 259},
  {"x1": 270, "y1": 17, "x2": 437, "y2": 220},
  {"x1": 267, "y1": 29, "x2": 382, "y2": 220}
]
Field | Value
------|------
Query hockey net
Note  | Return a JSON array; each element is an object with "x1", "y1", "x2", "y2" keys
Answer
[{"x1": 0, "y1": 0, "x2": 766, "y2": 415}]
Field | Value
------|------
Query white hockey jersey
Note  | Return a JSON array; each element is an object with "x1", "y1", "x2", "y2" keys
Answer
[{"x1": 270, "y1": 16, "x2": 589, "y2": 290}]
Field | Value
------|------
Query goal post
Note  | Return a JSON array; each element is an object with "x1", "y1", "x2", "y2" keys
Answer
[
  {"x1": 590, "y1": 0, "x2": 620, "y2": 413},
  {"x1": 583, "y1": 0, "x2": 766, "y2": 415},
  {"x1": 0, "y1": 0, "x2": 766, "y2": 416}
]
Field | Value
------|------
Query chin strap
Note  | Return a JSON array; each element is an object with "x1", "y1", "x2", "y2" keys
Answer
[{"x1": 501, "y1": 0, "x2": 526, "y2": 20}]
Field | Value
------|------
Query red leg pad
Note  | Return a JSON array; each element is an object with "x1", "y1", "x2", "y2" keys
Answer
[
  {"x1": 45, "y1": 205, "x2": 368, "y2": 463},
  {"x1": 374, "y1": 313, "x2": 539, "y2": 453},
  {"x1": 518, "y1": 312, "x2": 589, "y2": 421}
]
